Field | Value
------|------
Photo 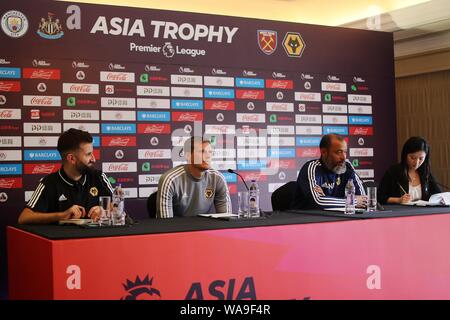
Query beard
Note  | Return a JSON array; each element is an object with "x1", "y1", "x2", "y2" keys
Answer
[
  {"x1": 323, "y1": 156, "x2": 347, "y2": 175},
  {"x1": 332, "y1": 162, "x2": 347, "y2": 174},
  {"x1": 75, "y1": 161, "x2": 94, "y2": 175}
]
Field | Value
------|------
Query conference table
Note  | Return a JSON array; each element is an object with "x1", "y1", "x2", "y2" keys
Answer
[{"x1": 7, "y1": 206, "x2": 450, "y2": 300}]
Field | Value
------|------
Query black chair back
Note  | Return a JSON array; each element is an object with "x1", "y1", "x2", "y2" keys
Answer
[
  {"x1": 147, "y1": 191, "x2": 158, "y2": 218},
  {"x1": 271, "y1": 181, "x2": 297, "y2": 211}
]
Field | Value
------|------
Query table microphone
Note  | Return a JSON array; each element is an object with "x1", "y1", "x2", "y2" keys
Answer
[
  {"x1": 227, "y1": 169, "x2": 249, "y2": 191},
  {"x1": 227, "y1": 169, "x2": 269, "y2": 217}
]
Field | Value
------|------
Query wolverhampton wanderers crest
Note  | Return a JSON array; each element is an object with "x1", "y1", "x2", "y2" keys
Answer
[
  {"x1": 90, "y1": 187, "x2": 98, "y2": 197},
  {"x1": 205, "y1": 187, "x2": 214, "y2": 199}
]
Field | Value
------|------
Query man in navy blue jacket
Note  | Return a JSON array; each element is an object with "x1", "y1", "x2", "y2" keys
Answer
[{"x1": 292, "y1": 134, "x2": 366, "y2": 209}]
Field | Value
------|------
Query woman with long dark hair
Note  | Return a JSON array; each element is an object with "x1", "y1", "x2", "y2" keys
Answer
[{"x1": 378, "y1": 136, "x2": 441, "y2": 204}]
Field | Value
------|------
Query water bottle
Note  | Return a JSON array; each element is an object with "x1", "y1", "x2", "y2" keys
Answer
[
  {"x1": 248, "y1": 180, "x2": 260, "y2": 217},
  {"x1": 112, "y1": 184, "x2": 125, "y2": 225},
  {"x1": 345, "y1": 179, "x2": 356, "y2": 214}
]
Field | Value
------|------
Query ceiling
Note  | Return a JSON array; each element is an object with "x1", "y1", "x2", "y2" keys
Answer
[{"x1": 58, "y1": 0, "x2": 450, "y2": 57}]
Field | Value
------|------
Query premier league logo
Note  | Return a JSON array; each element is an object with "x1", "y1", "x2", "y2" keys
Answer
[{"x1": 257, "y1": 30, "x2": 277, "y2": 55}]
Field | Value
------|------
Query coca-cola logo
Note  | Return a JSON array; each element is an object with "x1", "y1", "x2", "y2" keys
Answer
[
  {"x1": 144, "y1": 150, "x2": 164, "y2": 158},
  {"x1": 107, "y1": 73, "x2": 128, "y2": 81},
  {"x1": 108, "y1": 163, "x2": 129, "y2": 171},
  {"x1": 242, "y1": 115, "x2": 260, "y2": 122},
  {"x1": 0, "y1": 110, "x2": 13, "y2": 118},
  {"x1": 31, "y1": 97, "x2": 53, "y2": 105},
  {"x1": 70, "y1": 84, "x2": 92, "y2": 93}
]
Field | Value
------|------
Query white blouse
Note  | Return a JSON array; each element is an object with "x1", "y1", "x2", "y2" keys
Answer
[{"x1": 409, "y1": 183, "x2": 422, "y2": 201}]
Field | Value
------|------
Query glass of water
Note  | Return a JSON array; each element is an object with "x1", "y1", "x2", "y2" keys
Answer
[
  {"x1": 98, "y1": 196, "x2": 111, "y2": 226},
  {"x1": 238, "y1": 191, "x2": 249, "y2": 218},
  {"x1": 367, "y1": 186, "x2": 377, "y2": 212}
]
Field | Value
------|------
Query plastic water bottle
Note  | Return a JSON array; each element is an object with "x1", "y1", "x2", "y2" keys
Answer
[
  {"x1": 112, "y1": 184, "x2": 125, "y2": 225},
  {"x1": 345, "y1": 179, "x2": 356, "y2": 214},
  {"x1": 248, "y1": 180, "x2": 260, "y2": 218}
]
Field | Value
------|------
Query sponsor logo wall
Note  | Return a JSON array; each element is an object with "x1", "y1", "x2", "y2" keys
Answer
[{"x1": 0, "y1": 0, "x2": 396, "y2": 214}]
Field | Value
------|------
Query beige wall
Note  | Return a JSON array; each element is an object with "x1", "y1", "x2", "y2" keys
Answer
[{"x1": 395, "y1": 50, "x2": 450, "y2": 189}]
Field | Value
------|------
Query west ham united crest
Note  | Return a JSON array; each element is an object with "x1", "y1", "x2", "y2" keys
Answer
[
  {"x1": 205, "y1": 187, "x2": 214, "y2": 199},
  {"x1": 257, "y1": 30, "x2": 277, "y2": 55}
]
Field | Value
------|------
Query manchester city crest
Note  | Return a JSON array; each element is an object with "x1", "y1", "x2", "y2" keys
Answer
[{"x1": 1, "y1": 10, "x2": 29, "y2": 38}]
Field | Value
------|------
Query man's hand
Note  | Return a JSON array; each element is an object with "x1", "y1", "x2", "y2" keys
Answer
[
  {"x1": 62, "y1": 205, "x2": 86, "y2": 220},
  {"x1": 88, "y1": 205, "x2": 101, "y2": 222},
  {"x1": 355, "y1": 195, "x2": 368, "y2": 208}
]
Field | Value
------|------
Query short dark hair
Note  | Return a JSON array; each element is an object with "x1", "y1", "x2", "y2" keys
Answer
[
  {"x1": 183, "y1": 136, "x2": 211, "y2": 154},
  {"x1": 319, "y1": 134, "x2": 345, "y2": 150},
  {"x1": 57, "y1": 128, "x2": 93, "y2": 159}
]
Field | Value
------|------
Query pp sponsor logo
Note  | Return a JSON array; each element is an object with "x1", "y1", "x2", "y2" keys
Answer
[
  {"x1": 0, "y1": 136, "x2": 21, "y2": 147},
  {"x1": 348, "y1": 94, "x2": 372, "y2": 104},
  {"x1": 136, "y1": 86, "x2": 170, "y2": 96},
  {"x1": 138, "y1": 174, "x2": 162, "y2": 185},
  {"x1": 171, "y1": 74, "x2": 202, "y2": 86},
  {"x1": 63, "y1": 110, "x2": 99, "y2": 121},
  {"x1": 23, "y1": 123, "x2": 61, "y2": 134},
  {"x1": 101, "y1": 97, "x2": 136, "y2": 108}
]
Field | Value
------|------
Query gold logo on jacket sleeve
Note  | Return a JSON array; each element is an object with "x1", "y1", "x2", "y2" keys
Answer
[
  {"x1": 205, "y1": 187, "x2": 214, "y2": 198},
  {"x1": 89, "y1": 187, "x2": 98, "y2": 197}
]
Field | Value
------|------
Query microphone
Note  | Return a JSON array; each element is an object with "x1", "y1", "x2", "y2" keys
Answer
[
  {"x1": 227, "y1": 169, "x2": 269, "y2": 218},
  {"x1": 227, "y1": 169, "x2": 249, "y2": 191}
]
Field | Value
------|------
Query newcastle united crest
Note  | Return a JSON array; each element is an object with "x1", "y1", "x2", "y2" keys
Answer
[{"x1": 37, "y1": 13, "x2": 64, "y2": 39}]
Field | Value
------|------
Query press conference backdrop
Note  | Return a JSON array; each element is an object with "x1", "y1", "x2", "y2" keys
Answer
[{"x1": 0, "y1": 0, "x2": 397, "y2": 298}]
